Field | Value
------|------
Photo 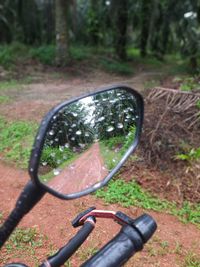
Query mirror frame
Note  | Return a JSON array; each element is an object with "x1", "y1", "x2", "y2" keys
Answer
[{"x1": 28, "y1": 85, "x2": 144, "y2": 200}]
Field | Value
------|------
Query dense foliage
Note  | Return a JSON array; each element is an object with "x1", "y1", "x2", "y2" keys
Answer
[{"x1": 0, "y1": 0, "x2": 200, "y2": 69}]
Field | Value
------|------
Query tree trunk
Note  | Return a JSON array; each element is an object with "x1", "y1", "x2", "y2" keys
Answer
[
  {"x1": 55, "y1": 0, "x2": 69, "y2": 66},
  {"x1": 114, "y1": 0, "x2": 128, "y2": 61},
  {"x1": 161, "y1": 0, "x2": 179, "y2": 56},
  {"x1": 140, "y1": 0, "x2": 152, "y2": 57}
]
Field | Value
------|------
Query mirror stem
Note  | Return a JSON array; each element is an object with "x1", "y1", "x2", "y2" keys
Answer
[{"x1": 0, "y1": 181, "x2": 46, "y2": 248}]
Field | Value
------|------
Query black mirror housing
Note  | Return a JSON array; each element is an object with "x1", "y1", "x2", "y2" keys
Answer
[{"x1": 28, "y1": 85, "x2": 144, "y2": 200}]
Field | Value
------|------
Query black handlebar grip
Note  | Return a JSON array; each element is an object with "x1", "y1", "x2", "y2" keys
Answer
[
  {"x1": 81, "y1": 214, "x2": 157, "y2": 267},
  {"x1": 81, "y1": 224, "x2": 143, "y2": 267},
  {"x1": 3, "y1": 264, "x2": 28, "y2": 267},
  {"x1": 40, "y1": 219, "x2": 95, "y2": 267}
]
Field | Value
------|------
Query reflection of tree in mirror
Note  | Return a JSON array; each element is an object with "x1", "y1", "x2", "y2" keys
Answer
[
  {"x1": 48, "y1": 102, "x2": 94, "y2": 149},
  {"x1": 40, "y1": 101, "x2": 94, "y2": 174},
  {"x1": 92, "y1": 89, "x2": 138, "y2": 140},
  {"x1": 39, "y1": 89, "x2": 139, "y2": 183},
  {"x1": 100, "y1": 125, "x2": 136, "y2": 170}
]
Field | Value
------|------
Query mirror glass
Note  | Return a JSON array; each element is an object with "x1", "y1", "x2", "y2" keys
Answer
[{"x1": 38, "y1": 88, "x2": 140, "y2": 194}]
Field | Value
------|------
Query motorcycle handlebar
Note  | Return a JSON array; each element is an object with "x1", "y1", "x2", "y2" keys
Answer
[
  {"x1": 81, "y1": 224, "x2": 142, "y2": 267},
  {"x1": 39, "y1": 217, "x2": 95, "y2": 267},
  {"x1": 81, "y1": 214, "x2": 157, "y2": 267},
  {"x1": 4, "y1": 214, "x2": 156, "y2": 267}
]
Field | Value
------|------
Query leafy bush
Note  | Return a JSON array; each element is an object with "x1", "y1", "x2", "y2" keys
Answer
[
  {"x1": 30, "y1": 45, "x2": 55, "y2": 65},
  {"x1": 179, "y1": 77, "x2": 200, "y2": 91},
  {"x1": 100, "y1": 58, "x2": 133, "y2": 75},
  {"x1": 70, "y1": 46, "x2": 92, "y2": 61},
  {"x1": 196, "y1": 100, "x2": 200, "y2": 109},
  {"x1": 102, "y1": 135, "x2": 125, "y2": 151},
  {"x1": 176, "y1": 147, "x2": 200, "y2": 161},
  {"x1": 0, "y1": 42, "x2": 29, "y2": 68},
  {"x1": 96, "y1": 178, "x2": 172, "y2": 211}
]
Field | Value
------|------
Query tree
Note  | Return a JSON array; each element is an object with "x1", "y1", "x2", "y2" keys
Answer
[
  {"x1": 140, "y1": 0, "x2": 153, "y2": 57},
  {"x1": 55, "y1": 0, "x2": 69, "y2": 66},
  {"x1": 112, "y1": 0, "x2": 128, "y2": 60}
]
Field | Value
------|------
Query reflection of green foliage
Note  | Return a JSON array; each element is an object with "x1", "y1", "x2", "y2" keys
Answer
[
  {"x1": 41, "y1": 146, "x2": 74, "y2": 168},
  {"x1": 120, "y1": 126, "x2": 136, "y2": 154},
  {"x1": 39, "y1": 153, "x2": 78, "y2": 183},
  {"x1": 100, "y1": 141, "x2": 122, "y2": 170},
  {"x1": 93, "y1": 89, "x2": 138, "y2": 141},
  {"x1": 102, "y1": 135, "x2": 125, "y2": 150},
  {"x1": 100, "y1": 126, "x2": 136, "y2": 170},
  {"x1": 46, "y1": 101, "x2": 94, "y2": 150}
]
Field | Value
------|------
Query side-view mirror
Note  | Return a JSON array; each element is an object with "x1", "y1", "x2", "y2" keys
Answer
[{"x1": 29, "y1": 85, "x2": 144, "y2": 199}]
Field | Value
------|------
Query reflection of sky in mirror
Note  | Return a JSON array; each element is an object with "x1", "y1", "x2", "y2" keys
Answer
[{"x1": 79, "y1": 96, "x2": 95, "y2": 125}]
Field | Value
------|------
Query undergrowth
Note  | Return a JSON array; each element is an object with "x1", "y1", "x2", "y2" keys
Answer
[
  {"x1": 0, "y1": 43, "x2": 190, "y2": 77},
  {"x1": 0, "y1": 95, "x2": 10, "y2": 103},
  {"x1": 0, "y1": 116, "x2": 37, "y2": 168},
  {"x1": 0, "y1": 226, "x2": 49, "y2": 266},
  {"x1": 176, "y1": 147, "x2": 200, "y2": 161},
  {"x1": 95, "y1": 179, "x2": 200, "y2": 226}
]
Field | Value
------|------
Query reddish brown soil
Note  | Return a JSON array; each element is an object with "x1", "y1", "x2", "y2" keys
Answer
[
  {"x1": 0, "y1": 162, "x2": 199, "y2": 267},
  {"x1": 48, "y1": 143, "x2": 108, "y2": 194},
  {"x1": 0, "y1": 71, "x2": 199, "y2": 266}
]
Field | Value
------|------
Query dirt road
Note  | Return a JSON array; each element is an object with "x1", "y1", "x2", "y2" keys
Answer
[
  {"x1": 0, "y1": 70, "x2": 199, "y2": 266},
  {"x1": 48, "y1": 143, "x2": 108, "y2": 194}
]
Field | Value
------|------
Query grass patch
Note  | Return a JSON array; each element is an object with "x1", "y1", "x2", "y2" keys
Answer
[
  {"x1": 70, "y1": 45, "x2": 93, "y2": 61},
  {"x1": 95, "y1": 178, "x2": 200, "y2": 226},
  {"x1": 0, "y1": 42, "x2": 29, "y2": 68},
  {"x1": 0, "y1": 116, "x2": 37, "y2": 168},
  {"x1": 100, "y1": 58, "x2": 133, "y2": 75},
  {"x1": 183, "y1": 252, "x2": 200, "y2": 267},
  {"x1": 76, "y1": 246, "x2": 99, "y2": 262},
  {"x1": 99, "y1": 141, "x2": 123, "y2": 170},
  {"x1": 0, "y1": 95, "x2": 10, "y2": 103},
  {"x1": 0, "y1": 79, "x2": 22, "y2": 91},
  {"x1": 30, "y1": 45, "x2": 55, "y2": 65},
  {"x1": 0, "y1": 226, "x2": 49, "y2": 266}
]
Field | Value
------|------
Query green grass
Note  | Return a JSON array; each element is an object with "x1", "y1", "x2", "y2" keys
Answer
[
  {"x1": 70, "y1": 45, "x2": 94, "y2": 61},
  {"x1": 30, "y1": 45, "x2": 55, "y2": 65},
  {"x1": 0, "y1": 116, "x2": 37, "y2": 168},
  {"x1": 99, "y1": 141, "x2": 122, "y2": 170},
  {"x1": 183, "y1": 252, "x2": 200, "y2": 267},
  {"x1": 0, "y1": 95, "x2": 10, "y2": 103},
  {"x1": 176, "y1": 147, "x2": 200, "y2": 161},
  {"x1": 99, "y1": 58, "x2": 133, "y2": 75},
  {"x1": 0, "y1": 43, "x2": 192, "y2": 78},
  {"x1": 0, "y1": 226, "x2": 50, "y2": 266},
  {"x1": 99, "y1": 128, "x2": 136, "y2": 170},
  {"x1": 0, "y1": 42, "x2": 29, "y2": 68},
  {"x1": 39, "y1": 151, "x2": 79, "y2": 183},
  {"x1": 0, "y1": 79, "x2": 22, "y2": 91},
  {"x1": 95, "y1": 178, "x2": 200, "y2": 226}
]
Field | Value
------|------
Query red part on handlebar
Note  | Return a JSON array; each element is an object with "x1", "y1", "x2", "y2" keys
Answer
[{"x1": 79, "y1": 210, "x2": 126, "y2": 225}]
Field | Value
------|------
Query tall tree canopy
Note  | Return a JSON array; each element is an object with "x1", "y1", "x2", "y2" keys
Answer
[{"x1": 0, "y1": 0, "x2": 200, "y2": 69}]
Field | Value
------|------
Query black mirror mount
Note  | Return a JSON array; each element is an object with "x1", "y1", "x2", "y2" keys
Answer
[{"x1": 0, "y1": 180, "x2": 46, "y2": 248}]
